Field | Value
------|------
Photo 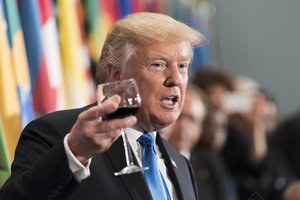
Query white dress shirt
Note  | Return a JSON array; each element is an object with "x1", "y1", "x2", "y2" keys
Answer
[
  {"x1": 126, "y1": 128, "x2": 177, "y2": 200},
  {"x1": 64, "y1": 134, "x2": 91, "y2": 182},
  {"x1": 64, "y1": 128, "x2": 178, "y2": 199}
]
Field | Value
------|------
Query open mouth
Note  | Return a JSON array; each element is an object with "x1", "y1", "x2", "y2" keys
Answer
[{"x1": 160, "y1": 96, "x2": 179, "y2": 105}]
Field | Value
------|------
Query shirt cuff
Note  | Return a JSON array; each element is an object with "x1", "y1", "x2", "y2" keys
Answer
[{"x1": 64, "y1": 134, "x2": 91, "y2": 182}]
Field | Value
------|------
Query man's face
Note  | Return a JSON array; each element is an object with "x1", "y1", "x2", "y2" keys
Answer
[
  {"x1": 168, "y1": 91, "x2": 206, "y2": 151},
  {"x1": 121, "y1": 42, "x2": 191, "y2": 131}
]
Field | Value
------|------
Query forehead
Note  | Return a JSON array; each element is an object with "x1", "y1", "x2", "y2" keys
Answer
[{"x1": 138, "y1": 42, "x2": 192, "y2": 61}]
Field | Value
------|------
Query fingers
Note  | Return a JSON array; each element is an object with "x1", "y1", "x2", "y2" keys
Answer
[
  {"x1": 96, "y1": 129, "x2": 122, "y2": 144},
  {"x1": 68, "y1": 95, "x2": 138, "y2": 161},
  {"x1": 93, "y1": 116, "x2": 137, "y2": 133},
  {"x1": 92, "y1": 131, "x2": 123, "y2": 154},
  {"x1": 79, "y1": 95, "x2": 121, "y2": 121}
]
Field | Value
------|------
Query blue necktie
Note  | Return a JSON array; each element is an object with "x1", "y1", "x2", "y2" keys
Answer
[{"x1": 138, "y1": 132, "x2": 171, "y2": 200}]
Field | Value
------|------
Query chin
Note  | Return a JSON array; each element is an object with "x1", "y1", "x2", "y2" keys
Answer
[{"x1": 157, "y1": 113, "x2": 180, "y2": 128}]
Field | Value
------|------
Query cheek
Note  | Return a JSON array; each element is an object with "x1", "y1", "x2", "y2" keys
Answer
[
  {"x1": 126, "y1": 73, "x2": 155, "y2": 102},
  {"x1": 179, "y1": 85, "x2": 188, "y2": 106},
  {"x1": 138, "y1": 78, "x2": 163, "y2": 105},
  {"x1": 139, "y1": 84, "x2": 155, "y2": 107}
]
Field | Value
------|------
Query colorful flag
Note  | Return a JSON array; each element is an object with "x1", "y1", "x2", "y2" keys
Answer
[
  {"x1": 75, "y1": 0, "x2": 95, "y2": 102},
  {"x1": 4, "y1": 0, "x2": 35, "y2": 127},
  {"x1": 100, "y1": 0, "x2": 119, "y2": 29},
  {"x1": 132, "y1": 0, "x2": 145, "y2": 12},
  {"x1": 167, "y1": 0, "x2": 213, "y2": 72},
  {"x1": 0, "y1": 0, "x2": 17, "y2": 167},
  {"x1": 0, "y1": 117, "x2": 10, "y2": 186},
  {"x1": 85, "y1": 0, "x2": 103, "y2": 63},
  {"x1": 0, "y1": 0, "x2": 33, "y2": 162},
  {"x1": 118, "y1": 0, "x2": 133, "y2": 17},
  {"x1": 57, "y1": 0, "x2": 91, "y2": 108},
  {"x1": 105, "y1": 0, "x2": 120, "y2": 22},
  {"x1": 18, "y1": 0, "x2": 64, "y2": 114},
  {"x1": 38, "y1": 0, "x2": 65, "y2": 111},
  {"x1": 145, "y1": 0, "x2": 164, "y2": 13},
  {"x1": 184, "y1": 3, "x2": 213, "y2": 72}
]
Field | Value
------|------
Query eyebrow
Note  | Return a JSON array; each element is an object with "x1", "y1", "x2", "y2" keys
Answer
[{"x1": 146, "y1": 54, "x2": 192, "y2": 62}]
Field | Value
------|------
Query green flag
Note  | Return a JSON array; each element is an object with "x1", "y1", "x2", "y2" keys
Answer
[{"x1": 0, "y1": 117, "x2": 10, "y2": 186}]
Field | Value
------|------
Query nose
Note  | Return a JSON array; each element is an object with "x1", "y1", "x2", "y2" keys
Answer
[{"x1": 164, "y1": 62, "x2": 183, "y2": 87}]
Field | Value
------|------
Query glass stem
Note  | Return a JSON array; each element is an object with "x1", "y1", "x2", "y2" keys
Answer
[{"x1": 121, "y1": 129, "x2": 134, "y2": 166}]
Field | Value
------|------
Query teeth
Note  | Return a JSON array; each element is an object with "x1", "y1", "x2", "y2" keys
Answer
[
  {"x1": 162, "y1": 99, "x2": 173, "y2": 105},
  {"x1": 162, "y1": 96, "x2": 175, "y2": 105}
]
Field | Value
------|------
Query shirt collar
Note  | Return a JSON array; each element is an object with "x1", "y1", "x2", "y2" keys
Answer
[
  {"x1": 125, "y1": 128, "x2": 157, "y2": 143},
  {"x1": 125, "y1": 128, "x2": 158, "y2": 166}
]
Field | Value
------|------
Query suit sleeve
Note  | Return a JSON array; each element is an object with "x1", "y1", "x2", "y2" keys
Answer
[{"x1": 0, "y1": 114, "x2": 80, "y2": 200}]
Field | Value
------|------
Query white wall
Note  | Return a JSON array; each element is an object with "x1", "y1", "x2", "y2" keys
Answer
[{"x1": 214, "y1": 0, "x2": 300, "y2": 116}]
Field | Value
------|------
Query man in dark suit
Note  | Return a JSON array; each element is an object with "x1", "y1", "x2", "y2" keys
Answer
[{"x1": 0, "y1": 12, "x2": 204, "y2": 200}]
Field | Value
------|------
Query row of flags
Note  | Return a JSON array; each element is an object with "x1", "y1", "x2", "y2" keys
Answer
[
  {"x1": 0, "y1": 0, "x2": 214, "y2": 185},
  {"x1": 0, "y1": 0, "x2": 34, "y2": 184}
]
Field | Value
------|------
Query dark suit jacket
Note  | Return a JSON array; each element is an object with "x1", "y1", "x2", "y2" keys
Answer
[
  {"x1": 0, "y1": 105, "x2": 198, "y2": 200},
  {"x1": 190, "y1": 147, "x2": 230, "y2": 200}
]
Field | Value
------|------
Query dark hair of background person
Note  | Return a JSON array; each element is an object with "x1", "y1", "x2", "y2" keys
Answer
[{"x1": 191, "y1": 67, "x2": 235, "y2": 92}]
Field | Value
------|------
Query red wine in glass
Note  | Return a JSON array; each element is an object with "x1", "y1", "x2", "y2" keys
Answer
[
  {"x1": 97, "y1": 78, "x2": 147, "y2": 176},
  {"x1": 105, "y1": 106, "x2": 139, "y2": 119}
]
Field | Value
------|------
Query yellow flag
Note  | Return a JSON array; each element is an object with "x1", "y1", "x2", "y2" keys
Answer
[
  {"x1": 57, "y1": 0, "x2": 91, "y2": 108},
  {"x1": 0, "y1": 0, "x2": 22, "y2": 162}
]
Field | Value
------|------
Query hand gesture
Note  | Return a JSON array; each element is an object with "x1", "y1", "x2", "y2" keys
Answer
[{"x1": 67, "y1": 95, "x2": 137, "y2": 165}]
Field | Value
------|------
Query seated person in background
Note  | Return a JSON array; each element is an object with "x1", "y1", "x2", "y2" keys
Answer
[
  {"x1": 224, "y1": 75, "x2": 279, "y2": 165},
  {"x1": 164, "y1": 83, "x2": 238, "y2": 200},
  {"x1": 0, "y1": 12, "x2": 204, "y2": 200},
  {"x1": 163, "y1": 83, "x2": 207, "y2": 158},
  {"x1": 222, "y1": 75, "x2": 281, "y2": 200},
  {"x1": 191, "y1": 108, "x2": 238, "y2": 200},
  {"x1": 193, "y1": 69, "x2": 281, "y2": 199}
]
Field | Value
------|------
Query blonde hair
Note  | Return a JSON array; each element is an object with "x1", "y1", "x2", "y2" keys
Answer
[{"x1": 96, "y1": 12, "x2": 206, "y2": 84}]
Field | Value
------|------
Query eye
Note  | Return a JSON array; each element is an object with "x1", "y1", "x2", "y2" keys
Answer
[
  {"x1": 178, "y1": 62, "x2": 189, "y2": 71},
  {"x1": 178, "y1": 64, "x2": 187, "y2": 68},
  {"x1": 152, "y1": 63, "x2": 163, "y2": 67},
  {"x1": 150, "y1": 61, "x2": 166, "y2": 71}
]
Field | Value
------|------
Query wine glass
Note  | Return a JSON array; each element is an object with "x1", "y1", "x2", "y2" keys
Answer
[{"x1": 97, "y1": 78, "x2": 148, "y2": 176}]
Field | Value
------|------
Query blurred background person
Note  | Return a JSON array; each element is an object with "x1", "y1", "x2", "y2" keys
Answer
[
  {"x1": 190, "y1": 68, "x2": 238, "y2": 200},
  {"x1": 191, "y1": 108, "x2": 238, "y2": 200},
  {"x1": 221, "y1": 75, "x2": 282, "y2": 199},
  {"x1": 164, "y1": 82, "x2": 238, "y2": 200},
  {"x1": 192, "y1": 68, "x2": 283, "y2": 199},
  {"x1": 163, "y1": 84, "x2": 207, "y2": 159},
  {"x1": 192, "y1": 68, "x2": 235, "y2": 113}
]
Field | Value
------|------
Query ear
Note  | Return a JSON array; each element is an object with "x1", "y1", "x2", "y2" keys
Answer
[{"x1": 107, "y1": 65, "x2": 121, "y2": 82}]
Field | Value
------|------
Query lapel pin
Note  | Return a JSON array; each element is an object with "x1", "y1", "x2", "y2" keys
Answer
[{"x1": 171, "y1": 158, "x2": 177, "y2": 168}]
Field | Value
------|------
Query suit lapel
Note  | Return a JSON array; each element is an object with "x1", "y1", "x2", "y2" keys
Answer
[
  {"x1": 106, "y1": 137, "x2": 152, "y2": 200},
  {"x1": 157, "y1": 133, "x2": 198, "y2": 200},
  {"x1": 156, "y1": 133, "x2": 184, "y2": 199}
]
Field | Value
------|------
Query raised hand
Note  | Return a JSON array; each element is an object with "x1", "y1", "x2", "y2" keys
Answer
[{"x1": 67, "y1": 95, "x2": 137, "y2": 165}]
